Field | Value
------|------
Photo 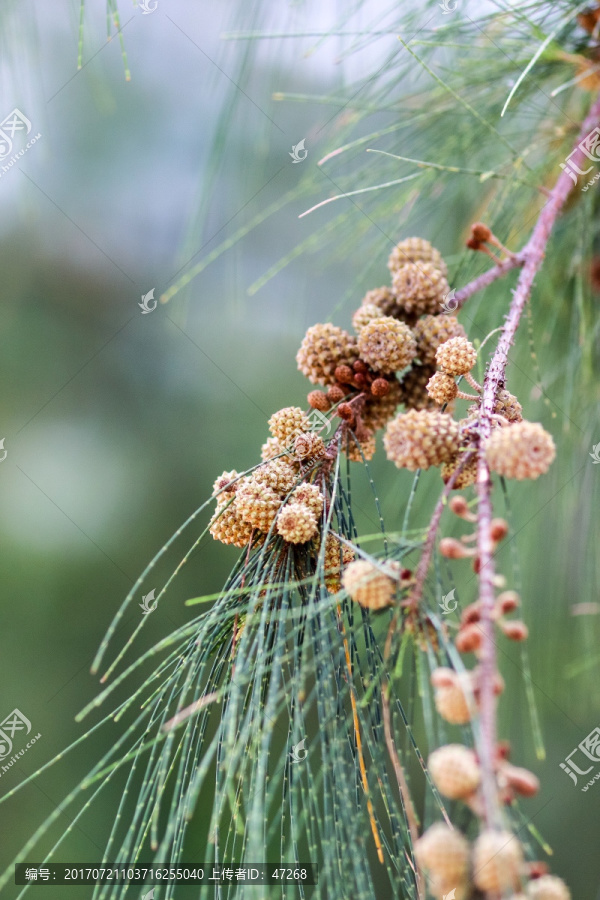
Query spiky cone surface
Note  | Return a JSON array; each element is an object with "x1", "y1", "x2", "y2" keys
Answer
[
  {"x1": 473, "y1": 829, "x2": 524, "y2": 893},
  {"x1": 384, "y1": 409, "x2": 460, "y2": 471},
  {"x1": 441, "y1": 452, "x2": 478, "y2": 489},
  {"x1": 276, "y1": 502, "x2": 318, "y2": 544},
  {"x1": 307, "y1": 389, "x2": 331, "y2": 412},
  {"x1": 428, "y1": 744, "x2": 481, "y2": 799},
  {"x1": 289, "y1": 482, "x2": 324, "y2": 518},
  {"x1": 413, "y1": 315, "x2": 466, "y2": 365},
  {"x1": 293, "y1": 431, "x2": 325, "y2": 462},
  {"x1": 436, "y1": 337, "x2": 477, "y2": 376},
  {"x1": 392, "y1": 262, "x2": 450, "y2": 316},
  {"x1": 212, "y1": 469, "x2": 240, "y2": 501},
  {"x1": 209, "y1": 501, "x2": 254, "y2": 548},
  {"x1": 344, "y1": 432, "x2": 377, "y2": 461},
  {"x1": 342, "y1": 559, "x2": 400, "y2": 610},
  {"x1": 268, "y1": 407, "x2": 311, "y2": 444},
  {"x1": 357, "y1": 316, "x2": 417, "y2": 374},
  {"x1": 296, "y1": 323, "x2": 359, "y2": 386},
  {"x1": 427, "y1": 371, "x2": 458, "y2": 405},
  {"x1": 399, "y1": 364, "x2": 437, "y2": 410},
  {"x1": 527, "y1": 875, "x2": 571, "y2": 900},
  {"x1": 387, "y1": 237, "x2": 448, "y2": 278},
  {"x1": 322, "y1": 533, "x2": 355, "y2": 594},
  {"x1": 253, "y1": 459, "x2": 298, "y2": 494},
  {"x1": 235, "y1": 480, "x2": 282, "y2": 532},
  {"x1": 261, "y1": 436, "x2": 285, "y2": 462},
  {"x1": 361, "y1": 286, "x2": 399, "y2": 318},
  {"x1": 361, "y1": 379, "x2": 403, "y2": 431},
  {"x1": 484, "y1": 421, "x2": 556, "y2": 480},
  {"x1": 414, "y1": 823, "x2": 469, "y2": 887},
  {"x1": 352, "y1": 303, "x2": 383, "y2": 333}
]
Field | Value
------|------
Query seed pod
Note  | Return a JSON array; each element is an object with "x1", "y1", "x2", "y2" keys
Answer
[
  {"x1": 371, "y1": 377, "x2": 390, "y2": 397},
  {"x1": 484, "y1": 420, "x2": 556, "y2": 480},
  {"x1": 289, "y1": 482, "x2": 324, "y2": 518},
  {"x1": 428, "y1": 744, "x2": 481, "y2": 799},
  {"x1": 414, "y1": 822, "x2": 469, "y2": 884},
  {"x1": 439, "y1": 538, "x2": 474, "y2": 559},
  {"x1": 209, "y1": 502, "x2": 254, "y2": 548},
  {"x1": 212, "y1": 470, "x2": 240, "y2": 499},
  {"x1": 296, "y1": 323, "x2": 359, "y2": 385},
  {"x1": 400, "y1": 363, "x2": 437, "y2": 410},
  {"x1": 527, "y1": 875, "x2": 571, "y2": 900},
  {"x1": 472, "y1": 829, "x2": 523, "y2": 892},
  {"x1": 494, "y1": 388, "x2": 523, "y2": 423},
  {"x1": 352, "y1": 303, "x2": 383, "y2": 333},
  {"x1": 460, "y1": 602, "x2": 481, "y2": 625},
  {"x1": 342, "y1": 559, "x2": 400, "y2": 610},
  {"x1": 387, "y1": 237, "x2": 448, "y2": 277},
  {"x1": 436, "y1": 337, "x2": 477, "y2": 376},
  {"x1": 269, "y1": 407, "x2": 311, "y2": 444},
  {"x1": 321, "y1": 533, "x2": 355, "y2": 594},
  {"x1": 361, "y1": 285, "x2": 400, "y2": 318},
  {"x1": 235, "y1": 480, "x2": 282, "y2": 531},
  {"x1": 327, "y1": 384, "x2": 346, "y2": 403},
  {"x1": 413, "y1": 314, "x2": 466, "y2": 365},
  {"x1": 253, "y1": 459, "x2": 299, "y2": 494},
  {"x1": 294, "y1": 431, "x2": 325, "y2": 461},
  {"x1": 261, "y1": 436, "x2": 286, "y2": 462},
  {"x1": 441, "y1": 453, "x2": 478, "y2": 489},
  {"x1": 276, "y1": 503, "x2": 318, "y2": 544},
  {"x1": 435, "y1": 681, "x2": 472, "y2": 724},
  {"x1": 430, "y1": 667, "x2": 457, "y2": 689},
  {"x1": 307, "y1": 390, "x2": 331, "y2": 411},
  {"x1": 358, "y1": 316, "x2": 417, "y2": 373},
  {"x1": 344, "y1": 432, "x2": 377, "y2": 461},
  {"x1": 392, "y1": 262, "x2": 451, "y2": 316},
  {"x1": 384, "y1": 410, "x2": 460, "y2": 471},
  {"x1": 361, "y1": 379, "x2": 403, "y2": 431},
  {"x1": 471, "y1": 222, "x2": 492, "y2": 242},
  {"x1": 449, "y1": 495, "x2": 474, "y2": 520},
  {"x1": 427, "y1": 371, "x2": 459, "y2": 405},
  {"x1": 334, "y1": 364, "x2": 355, "y2": 384}
]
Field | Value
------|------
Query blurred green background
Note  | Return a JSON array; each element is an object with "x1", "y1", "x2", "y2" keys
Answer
[{"x1": 0, "y1": 0, "x2": 599, "y2": 897}]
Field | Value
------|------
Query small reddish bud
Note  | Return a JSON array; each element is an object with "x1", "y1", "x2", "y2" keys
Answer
[
  {"x1": 440, "y1": 537, "x2": 474, "y2": 559},
  {"x1": 337, "y1": 402, "x2": 355, "y2": 424},
  {"x1": 503, "y1": 763, "x2": 540, "y2": 797},
  {"x1": 449, "y1": 495, "x2": 473, "y2": 520},
  {"x1": 461, "y1": 602, "x2": 481, "y2": 625},
  {"x1": 472, "y1": 554, "x2": 481, "y2": 573},
  {"x1": 334, "y1": 364, "x2": 355, "y2": 384},
  {"x1": 371, "y1": 377, "x2": 390, "y2": 397},
  {"x1": 471, "y1": 222, "x2": 492, "y2": 243},
  {"x1": 353, "y1": 373, "x2": 368, "y2": 389},
  {"x1": 327, "y1": 384, "x2": 345, "y2": 404},
  {"x1": 456, "y1": 623, "x2": 483, "y2": 654},
  {"x1": 501, "y1": 620, "x2": 529, "y2": 641},
  {"x1": 524, "y1": 861, "x2": 549, "y2": 879},
  {"x1": 490, "y1": 517, "x2": 509, "y2": 542},
  {"x1": 307, "y1": 390, "x2": 331, "y2": 412},
  {"x1": 467, "y1": 237, "x2": 482, "y2": 251},
  {"x1": 496, "y1": 590, "x2": 520, "y2": 614},
  {"x1": 353, "y1": 359, "x2": 369, "y2": 373}
]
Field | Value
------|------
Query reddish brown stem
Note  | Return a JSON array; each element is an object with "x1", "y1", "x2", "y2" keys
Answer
[{"x1": 475, "y1": 92, "x2": 600, "y2": 827}]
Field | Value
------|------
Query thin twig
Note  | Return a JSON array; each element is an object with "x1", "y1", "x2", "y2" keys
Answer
[
  {"x1": 453, "y1": 252, "x2": 526, "y2": 309},
  {"x1": 474, "y1": 92, "x2": 600, "y2": 827}
]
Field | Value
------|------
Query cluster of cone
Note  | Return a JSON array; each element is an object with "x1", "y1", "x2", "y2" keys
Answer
[
  {"x1": 295, "y1": 236, "x2": 556, "y2": 485},
  {"x1": 414, "y1": 500, "x2": 570, "y2": 899},
  {"x1": 209, "y1": 405, "x2": 355, "y2": 591}
]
